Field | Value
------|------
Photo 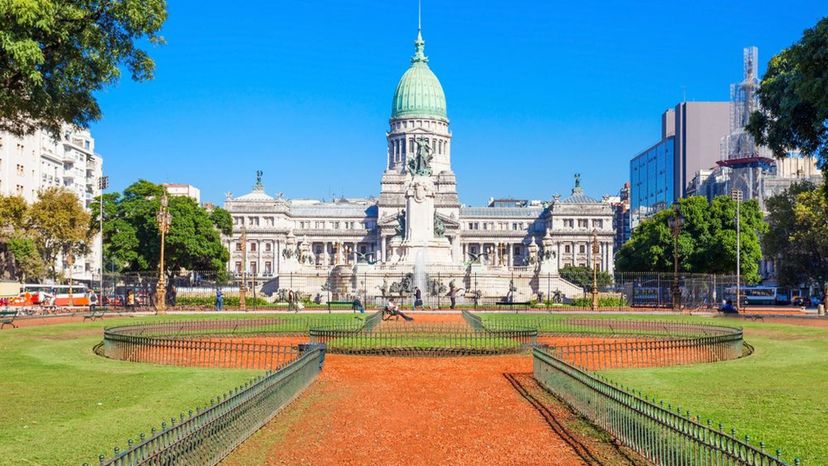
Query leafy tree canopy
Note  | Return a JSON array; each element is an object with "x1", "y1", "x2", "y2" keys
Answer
[
  {"x1": 95, "y1": 180, "x2": 229, "y2": 274},
  {"x1": 28, "y1": 188, "x2": 92, "y2": 278},
  {"x1": 763, "y1": 181, "x2": 828, "y2": 288},
  {"x1": 0, "y1": 0, "x2": 167, "y2": 136},
  {"x1": 559, "y1": 265, "x2": 612, "y2": 291},
  {"x1": 616, "y1": 195, "x2": 767, "y2": 283},
  {"x1": 747, "y1": 17, "x2": 828, "y2": 186}
]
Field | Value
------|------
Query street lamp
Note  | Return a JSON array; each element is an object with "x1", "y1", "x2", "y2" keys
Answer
[
  {"x1": 98, "y1": 176, "x2": 108, "y2": 303},
  {"x1": 155, "y1": 193, "x2": 171, "y2": 313},
  {"x1": 731, "y1": 189, "x2": 743, "y2": 311},
  {"x1": 591, "y1": 229, "x2": 600, "y2": 311},
  {"x1": 667, "y1": 204, "x2": 684, "y2": 312},
  {"x1": 239, "y1": 225, "x2": 247, "y2": 311}
]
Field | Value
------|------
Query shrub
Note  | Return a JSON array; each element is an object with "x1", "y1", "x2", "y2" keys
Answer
[{"x1": 568, "y1": 296, "x2": 629, "y2": 308}]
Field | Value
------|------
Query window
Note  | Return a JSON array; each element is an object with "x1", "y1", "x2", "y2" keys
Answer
[
  {"x1": 235, "y1": 242, "x2": 242, "y2": 251},
  {"x1": 250, "y1": 242, "x2": 257, "y2": 252},
  {"x1": 249, "y1": 217, "x2": 259, "y2": 226},
  {"x1": 264, "y1": 261, "x2": 272, "y2": 274},
  {"x1": 592, "y1": 219, "x2": 603, "y2": 229},
  {"x1": 564, "y1": 245, "x2": 571, "y2": 253},
  {"x1": 250, "y1": 262, "x2": 257, "y2": 275},
  {"x1": 315, "y1": 221, "x2": 324, "y2": 229},
  {"x1": 265, "y1": 242, "x2": 272, "y2": 252},
  {"x1": 579, "y1": 245, "x2": 586, "y2": 254},
  {"x1": 235, "y1": 261, "x2": 242, "y2": 273},
  {"x1": 331, "y1": 221, "x2": 340, "y2": 229}
]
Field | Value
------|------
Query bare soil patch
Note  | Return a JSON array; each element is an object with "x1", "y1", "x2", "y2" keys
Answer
[{"x1": 223, "y1": 354, "x2": 641, "y2": 466}]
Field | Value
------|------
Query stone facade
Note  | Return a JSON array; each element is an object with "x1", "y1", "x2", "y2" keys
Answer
[{"x1": 223, "y1": 28, "x2": 613, "y2": 303}]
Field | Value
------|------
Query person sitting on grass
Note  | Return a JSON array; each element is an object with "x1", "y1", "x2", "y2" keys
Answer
[
  {"x1": 719, "y1": 299, "x2": 737, "y2": 314},
  {"x1": 383, "y1": 297, "x2": 413, "y2": 321}
]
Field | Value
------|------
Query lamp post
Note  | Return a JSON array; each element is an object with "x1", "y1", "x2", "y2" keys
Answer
[
  {"x1": 731, "y1": 189, "x2": 743, "y2": 311},
  {"x1": 591, "y1": 229, "x2": 600, "y2": 311},
  {"x1": 155, "y1": 193, "x2": 171, "y2": 313},
  {"x1": 668, "y1": 204, "x2": 684, "y2": 312},
  {"x1": 239, "y1": 225, "x2": 247, "y2": 311},
  {"x1": 98, "y1": 176, "x2": 108, "y2": 303}
]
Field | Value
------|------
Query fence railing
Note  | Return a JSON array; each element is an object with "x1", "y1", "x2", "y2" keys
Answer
[
  {"x1": 548, "y1": 333, "x2": 744, "y2": 370},
  {"x1": 89, "y1": 344, "x2": 325, "y2": 466},
  {"x1": 90, "y1": 270, "x2": 743, "y2": 312},
  {"x1": 533, "y1": 347, "x2": 790, "y2": 465}
]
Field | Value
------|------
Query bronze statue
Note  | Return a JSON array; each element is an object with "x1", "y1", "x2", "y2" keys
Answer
[{"x1": 408, "y1": 137, "x2": 434, "y2": 176}]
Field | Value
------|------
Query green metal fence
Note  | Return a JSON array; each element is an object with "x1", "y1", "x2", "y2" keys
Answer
[
  {"x1": 533, "y1": 347, "x2": 791, "y2": 465},
  {"x1": 87, "y1": 343, "x2": 325, "y2": 466},
  {"x1": 308, "y1": 320, "x2": 538, "y2": 356},
  {"x1": 548, "y1": 333, "x2": 745, "y2": 370}
]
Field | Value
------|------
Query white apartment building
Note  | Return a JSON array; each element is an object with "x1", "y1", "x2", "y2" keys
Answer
[
  {"x1": 163, "y1": 183, "x2": 201, "y2": 204},
  {"x1": 0, "y1": 125, "x2": 103, "y2": 283}
]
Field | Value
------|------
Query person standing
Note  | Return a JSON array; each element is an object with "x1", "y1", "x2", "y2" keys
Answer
[
  {"x1": 413, "y1": 287, "x2": 422, "y2": 311},
  {"x1": 89, "y1": 290, "x2": 98, "y2": 312},
  {"x1": 215, "y1": 288, "x2": 223, "y2": 312}
]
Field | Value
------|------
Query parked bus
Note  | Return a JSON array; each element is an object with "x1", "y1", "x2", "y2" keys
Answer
[
  {"x1": 9, "y1": 284, "x2": 90, "y2": 307},
  {"x1": 724, "y1": 286, "x2": 790, "y2": 306}
]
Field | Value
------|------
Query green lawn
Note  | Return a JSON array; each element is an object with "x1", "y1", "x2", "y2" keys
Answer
[
  {"x1": 0, "y1": 313, "x2": 344, "y2": 465},
  {"x1": 483, "y1": 313, "x2": 828, "y2": 464}
]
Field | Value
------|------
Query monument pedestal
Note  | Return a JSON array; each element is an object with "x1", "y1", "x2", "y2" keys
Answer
[{"x1": 394, "y1": 174, "x2": 454, "y2": 266}]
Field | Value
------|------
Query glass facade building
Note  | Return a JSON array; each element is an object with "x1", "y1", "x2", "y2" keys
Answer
[{"x1": 630, "y1": 136, "x2": 675, "y2": 228}]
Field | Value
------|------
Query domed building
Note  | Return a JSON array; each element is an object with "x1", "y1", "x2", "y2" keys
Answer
[{"x1": 223, "y1": 27, "x2": 614, "y2": 304}]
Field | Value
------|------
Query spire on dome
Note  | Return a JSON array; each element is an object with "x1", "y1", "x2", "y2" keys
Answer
[{"x1": 411, "y1": 0, "x2": 428, "y2": 63}]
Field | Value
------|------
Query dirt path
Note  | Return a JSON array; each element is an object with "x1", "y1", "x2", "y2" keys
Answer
[{"x1": 224, "y1": 354, "x2": 597, "y2": 465}]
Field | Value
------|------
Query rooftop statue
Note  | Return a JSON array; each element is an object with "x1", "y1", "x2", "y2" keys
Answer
[
  {"x1": 408, "y1": 137, "x2": 433, "y2": 176},
  {"x1": 255, "y1": 170, "x2": 264, "y2": 189}
]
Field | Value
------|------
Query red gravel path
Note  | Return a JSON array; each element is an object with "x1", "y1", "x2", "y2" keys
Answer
[{"x1": 224, "y1": 354, "x2": 590, "y2": 465}]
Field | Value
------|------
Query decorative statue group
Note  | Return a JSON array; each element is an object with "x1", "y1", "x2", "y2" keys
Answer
[{"x1": 408, "y1": 137, "x2": 434, "y2": 177}]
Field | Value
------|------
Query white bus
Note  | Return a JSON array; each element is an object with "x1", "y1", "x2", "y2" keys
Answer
[{"x1": 724, "y1": 286, "x2": 790, "y2": 306}]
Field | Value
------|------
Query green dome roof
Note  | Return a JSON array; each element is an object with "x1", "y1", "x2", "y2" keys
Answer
[{"x1": 391, "y1": 30, "x2": 447, "y2": 121}]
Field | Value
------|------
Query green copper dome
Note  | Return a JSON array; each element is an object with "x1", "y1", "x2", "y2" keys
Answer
[{"x1": 391, "y1": 30, "x2": 447, "y2": 121}]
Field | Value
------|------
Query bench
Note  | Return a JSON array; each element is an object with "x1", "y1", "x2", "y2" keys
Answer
[
  {"x1": 327, "y1": 301, "x2": 364, "y2": 314},
  {"x1": 495, "y1": 301, "x2": 531, "y2": 312},
  {"x1": 0, "y1": 310, "x2": 18, "y2": 329},
  {"x1": 83, "y1": 307, "x2": 108, "y2": 321}
]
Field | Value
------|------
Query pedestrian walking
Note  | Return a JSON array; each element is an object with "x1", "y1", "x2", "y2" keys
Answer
[
  {"x1": 413, "y1": 287, "x2": 422, "y2": 311},
  {"x1": 215, "y1": 288, "x2": 223, "y2": 312}
]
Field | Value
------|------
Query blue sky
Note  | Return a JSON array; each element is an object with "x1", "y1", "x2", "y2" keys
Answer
[{"x1": 90, "y1": 0, "x2": 825, "y2": 206}]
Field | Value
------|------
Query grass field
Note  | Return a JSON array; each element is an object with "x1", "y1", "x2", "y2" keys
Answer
[
  {"x1": 0, "y1": 313, "x2": 350, "y2": 465},
  {"x1": 482, "y1": 313, "x2": 827, "y2": 464},
  {"x1": 603, "y1": 320, "x2": 828, "y2": 465}
]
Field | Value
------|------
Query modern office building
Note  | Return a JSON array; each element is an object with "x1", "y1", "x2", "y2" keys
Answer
[
  {"x1": 609, "y1": 182, "x2": 630, "y2": 251},
  {"x1": 630, "y1": 102, "x2": 732, "y2": 228},
  {"x1": 0, "y1": 125, "x2": 104, "y2": 282}
]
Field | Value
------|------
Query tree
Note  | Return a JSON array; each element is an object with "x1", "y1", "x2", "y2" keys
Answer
[
  {"x1": 559, "y1": 265, "x2": 612, "y2": 290},
  {"x1": 763, "y1": 181, "x2": 828, "y2": 289},
  {"x1": 6, "y1": 236, "x2": 45, "y2": 282},
  {"x1": 616, "y1": 195, "x2": 766, "y2": 283},
  {"x1": 747, "y1": 17, "x2": 828, "y2": 188},
  {"x1": 0, "y1": 0, "x2": 167, "y2": 137},
  {"x1": 95, "y1": 180, "x2": 229, "y2": 274},
  {"x1": 0, "y1": 195, "x2": 45, "y2": 280},
  {"x1": 28, "y1": 188, "x2": 92, "y2": 279}
]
